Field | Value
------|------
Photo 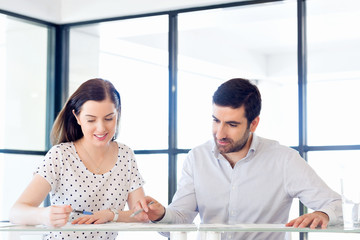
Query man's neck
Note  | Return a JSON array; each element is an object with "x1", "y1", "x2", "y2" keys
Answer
[{"x1": 222, "y1": 133, "x2": 253, "y2": 168}]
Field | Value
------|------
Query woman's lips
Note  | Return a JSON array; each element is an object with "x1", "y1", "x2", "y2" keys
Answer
[{"x1": 94, "y1": 133, "x2": 107, "y2": 141}]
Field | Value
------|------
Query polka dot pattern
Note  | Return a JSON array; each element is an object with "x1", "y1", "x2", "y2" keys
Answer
[{"x1": 35, "y1": 141, "x2": 145, "y2": 240}]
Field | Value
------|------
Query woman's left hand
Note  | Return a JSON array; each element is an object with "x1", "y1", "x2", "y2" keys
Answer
[{"x1": 72, "y1": 209, "x2": 113, "y2": 224}]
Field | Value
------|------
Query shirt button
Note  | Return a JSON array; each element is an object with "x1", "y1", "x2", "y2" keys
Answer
[{"x1": 228, "y1": 235, "x2": 232, "y2": 239}]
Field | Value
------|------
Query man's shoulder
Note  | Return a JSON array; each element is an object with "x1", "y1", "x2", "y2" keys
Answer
[{"x1": 257, "y1": 136, "x2": 297, "y2": 154}]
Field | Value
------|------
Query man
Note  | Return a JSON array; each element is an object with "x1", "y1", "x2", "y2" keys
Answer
[{"x1": 135, "y1": 78, "x2": 342, "y2": 239}]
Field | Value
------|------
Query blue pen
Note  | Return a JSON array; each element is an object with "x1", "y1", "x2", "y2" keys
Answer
[{"x1": 73, "y1": 209, "x2": 93, "y2": 215}]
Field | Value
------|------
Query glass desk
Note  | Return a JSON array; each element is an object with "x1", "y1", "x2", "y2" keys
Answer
[{"x1": 0, "y1": 223, "x2": 358, "y2": 240}]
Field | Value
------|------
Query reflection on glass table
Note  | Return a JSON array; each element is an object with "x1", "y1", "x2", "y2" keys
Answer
[{"x1": 1, "y1": 223, "x2": 359, "y2": 240}]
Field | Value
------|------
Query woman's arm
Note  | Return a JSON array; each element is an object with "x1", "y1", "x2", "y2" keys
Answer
[
  {"x1": 72, "y1": 187, "x2": 147, "y2": 224},
  {"x1": 9, "y1": 174, "x2": 72, "y2": 227}
]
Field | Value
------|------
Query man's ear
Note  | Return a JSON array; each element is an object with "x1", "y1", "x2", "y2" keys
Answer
[
  {"x1": 72, "y1": 109, "x2": 81, "y2": 125},
  {"x1": 250, "y1": 116, "x2": 260, "y2": 133}
]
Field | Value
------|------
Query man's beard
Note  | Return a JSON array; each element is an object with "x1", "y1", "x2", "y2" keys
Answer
[{"x1": 214, "y1": 128, "x2": 251, "y2": 154}]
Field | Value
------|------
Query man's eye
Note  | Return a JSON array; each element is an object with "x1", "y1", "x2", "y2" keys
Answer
[{"x1": 229, "y1": 124, "x2": 238, "y2": 127}]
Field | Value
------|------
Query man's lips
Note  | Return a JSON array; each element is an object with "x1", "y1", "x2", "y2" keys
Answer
[{"x1": 217, "y1": 139, "x2": 230, "y2": 146}]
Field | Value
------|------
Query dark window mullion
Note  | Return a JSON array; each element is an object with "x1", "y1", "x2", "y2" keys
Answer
[
  {"x1": 168, "y1": 13, "x2": 178, "y2": 205},
  {"x1": 297, "y1": 0, "x2": 308, "y2": 240}
]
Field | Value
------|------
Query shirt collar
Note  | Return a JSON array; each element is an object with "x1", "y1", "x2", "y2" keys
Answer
[{"x1": 212, "y1": 133, "x2": 259, "y2": 160}]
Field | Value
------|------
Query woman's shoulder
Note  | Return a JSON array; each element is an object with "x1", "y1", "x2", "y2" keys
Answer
[
  {"x1": 46, "y1": 142, "x2": 75, "y2": 156},
  {"x1": 114, "y1": 141, "x2": 133, "y2": 152}
]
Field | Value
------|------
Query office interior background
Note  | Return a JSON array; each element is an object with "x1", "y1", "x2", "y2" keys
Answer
[{"x1": 1, "y1": 0, "x2": 360, "y2": 239}]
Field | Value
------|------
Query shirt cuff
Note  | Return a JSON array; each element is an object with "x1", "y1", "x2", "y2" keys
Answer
[
  {"x1": 318, "y1": 208, "x2": 337, "y2": 225},
  {"x1": 152, "y1": 208, "x2": 172, "y2": 223}
]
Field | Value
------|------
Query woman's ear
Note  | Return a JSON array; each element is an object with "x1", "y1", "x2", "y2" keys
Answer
[{"x1": 72, "y1": 109, "x2": 81, "y2": 125}]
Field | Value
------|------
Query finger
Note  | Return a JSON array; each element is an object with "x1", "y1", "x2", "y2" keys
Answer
[
  {"x1": 78, "y1": 217, "x2": 93, "y2": 224},
  {"x1": 51, "y1": 205, "x2": 72, "y2": 213},
  {"x1": 298, "y1": 217, "x2": 312, "y2": 228},
  {"x1": 285, "y1": 219, "x2": 296, "y2": 227},
  {"x1": 292, "y1": 216, "x2": 305, "y2": 228},
  {"x1": 49, "y1": 213, "x2": 71, "y2": 221},
  {"x1": 71, "y1": 219, "x2": 79, "y2": 224},
  {"x1": 93, "y1": 218, "x2": 107, "y2": 224},
  {"x1": 321, "y1": 220, "x2": 328, "y2": 229},
  {"x1": 140, "y1": 199, "x2": 151, "y2": 212},
  {"x1": 51, "y1": 218, "x2": 68, "y2": 228},
  {"x1": 84, "y1": 217, "x2": 97, "y2": 224},
  {"x1": 72, "y1": 217, "x2": 88, "y2": 224},
  {"x1": 64, "y1": 205, "x2": 73, "y2": 213},
  {"x1": 309, "y1": 217, "x2": 320, "y2": 229}
]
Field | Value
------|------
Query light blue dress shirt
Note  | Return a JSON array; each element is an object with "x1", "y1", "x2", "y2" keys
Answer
[{"x1": 159, "y1": 134, "x2": 342, "y2": 240}]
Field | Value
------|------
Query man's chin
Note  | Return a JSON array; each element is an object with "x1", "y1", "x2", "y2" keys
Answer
[{"x1": 217, "y1": 145, "x2": 231, "y2": 154}]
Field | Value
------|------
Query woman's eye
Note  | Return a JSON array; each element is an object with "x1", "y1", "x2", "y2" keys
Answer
[{"x1": 105, "y1": 118, "x2": 113, "y2": 121}]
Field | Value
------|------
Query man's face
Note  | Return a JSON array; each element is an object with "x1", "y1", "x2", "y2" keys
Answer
[{"x1": 212, "y1": 104, "x2": 258, "y2": 154}]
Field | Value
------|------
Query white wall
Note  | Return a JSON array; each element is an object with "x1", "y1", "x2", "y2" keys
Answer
[{"x1": 0, "y1": 0, "x2": 239, "y2": 24}]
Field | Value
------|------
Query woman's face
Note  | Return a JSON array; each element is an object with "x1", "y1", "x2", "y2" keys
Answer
[{"x1": 74, "y1": 97, "x2": 118, "y2": 147}]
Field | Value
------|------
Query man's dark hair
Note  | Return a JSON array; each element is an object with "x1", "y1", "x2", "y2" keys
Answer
[{"x1": 212, "y1": 78, "x2": 262, "y2": 125}]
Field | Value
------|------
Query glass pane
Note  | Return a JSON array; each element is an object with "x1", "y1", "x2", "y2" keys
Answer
[
  {"x1": 308, "y1": 150, "x2": 360, "y2": 240},
  {"x1": 307, "y1": 0, "x2": 360, "y2": 146},
  {"x1": 119, "y1": 154, "x2": 169, "y2": 240},
  {"x1": 177, "y1": 0, "x2": 298, "y2": 149},
  {"x1": 0, "y1": 15, "x2": 48, "y2": 150},
  {"x1": 135, "y1": 154, "x2": 168, "y2": 206},
  {"x1": 69, "y1": 15, "x2": 168, "y2": 150},
  {"x1": 0, "y1": 153, "x2": 44, "y2": 220},
  {"x1": 308, "y1": 151, "x2": 360, "y2": 199}
]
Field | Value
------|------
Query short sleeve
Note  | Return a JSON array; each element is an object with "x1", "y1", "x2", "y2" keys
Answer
[
  {"x1": 129, "y1": 153, "x2": 145, "y2": 192},
  {"x1": 35, "y1": 145, "x2": 61, "y2": 191},
  {"x1": 117, "y1": 143, "x2": 145, "y2": 192}
]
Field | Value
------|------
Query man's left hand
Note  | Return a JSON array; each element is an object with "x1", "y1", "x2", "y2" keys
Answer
[{"x1": 285, "y1": 211, "x2": 329, "y2": 229}]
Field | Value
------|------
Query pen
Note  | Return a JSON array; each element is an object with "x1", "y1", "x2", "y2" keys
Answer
[
  {"x1": 72, "y1": 209, "x2": 93, "y2": 215},
  {"x1": 130, "y1": 201, "x2": 155, "y2": 217}
]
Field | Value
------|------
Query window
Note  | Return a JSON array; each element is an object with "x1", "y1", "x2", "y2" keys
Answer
[
  {"x1": 2, "y1": 1, "x2": 360, "y2": 240},
  {"x1": 307, "y1": 0, "x2": 360, "y2": 146},
  {"x1": 69, "y1": 16, "x2": 168, "y2": 150},
  {"x1": 0, "y1": 14, "x2": 48, "y2": 151},
  {"x1": 177, "y1": 1, "x2": 298, "y2": 149},
  {"x1": 0, "y1": 14, "x2": 50, "y2": 221}
]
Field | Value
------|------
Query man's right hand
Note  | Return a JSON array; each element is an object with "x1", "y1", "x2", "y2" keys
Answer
[{"x1": 132, "y1": 196, "x2": 165, "y2": 222}]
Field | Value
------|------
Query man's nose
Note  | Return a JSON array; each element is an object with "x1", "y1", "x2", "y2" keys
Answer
[{"x1": 215, "y1": 124, "x2": 226, "y2": 139}]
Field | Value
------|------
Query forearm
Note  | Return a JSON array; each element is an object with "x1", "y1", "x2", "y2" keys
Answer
[
  {"x1": 116, "y1": 210, "x2": 148, "y2": 223},
  {"x1": 157, "y1": 207, "x2": 196, "y2": 224},
  {"x1": 10, "y1": 203, "x2": 46, "y2": 225},
  {"x1": 116, "y1": 210, "x2": 135, "y2": 222}
]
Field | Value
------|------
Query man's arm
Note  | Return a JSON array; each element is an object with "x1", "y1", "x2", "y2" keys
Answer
[{"x1": 285, "y1": 151, "x2": 342, "y2": 228}]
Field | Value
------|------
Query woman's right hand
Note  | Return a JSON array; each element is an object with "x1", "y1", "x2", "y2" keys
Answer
[{"x1": 42, "y1": 205, "x2": 73, "y2": 227}]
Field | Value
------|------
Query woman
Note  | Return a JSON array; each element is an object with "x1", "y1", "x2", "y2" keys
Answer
[{"x1": 10, "y1": 78, "x2": 147, "y2": 239}]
